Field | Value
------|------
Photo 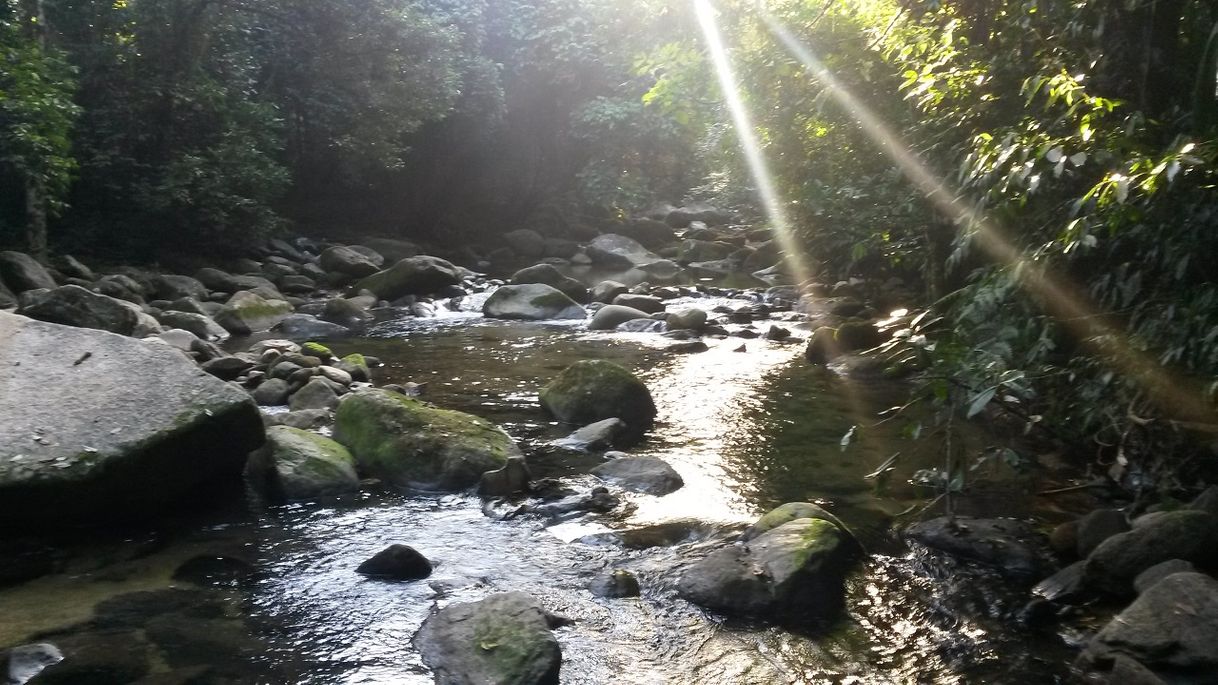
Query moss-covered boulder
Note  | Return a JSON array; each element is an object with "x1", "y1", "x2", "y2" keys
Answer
[
  {"x1": 742, "y1": 502, "x2": 853, "y2": 542},
  {"x1": 413, "y1": 592, "x2": 562, "y2": 685},
  {"x1": 678, "y1": 518, "x2": 855, "y2": 621},
  {"x1": 0, "y1": 311, "x2": 264, "y2": 527},
  {"x1": 354, "y1": 255, "x2": 461, "y2": 300},
  {"x1": 214, "y1": 291, "x2": 293, "y2": 335},
  {"x1": 483, "y1": 283, "x2": 587, "y2": 321},
  {"x1": 509, "y1": 264, "x2": 590, "y2": 303},
  {"x1": 334, "y1": 389, "x2": 519, "y2": 490},
  {"x1": 539, "y1": 360, "x2": 656, "y2": 436},
  {"x1": 246, "y1": 426, "x2": 359, "y2": 501}
]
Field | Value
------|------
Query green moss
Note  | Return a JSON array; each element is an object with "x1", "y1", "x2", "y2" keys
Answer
[
  {"x1": 302, "y1": 342, "x2": 333, "y2": 359},
  {"x1": 340, "y1": 353, "x2": 369, "y2": 371},
  {"x1": 472, "y1": 615, "x2": 550, "y2": 681},
  {"x1": 539, "y1": 360, "x2": 655, "y2": 432},
  {"x1": 529, "y1": 290, "x2": 575, "y2": 309}
]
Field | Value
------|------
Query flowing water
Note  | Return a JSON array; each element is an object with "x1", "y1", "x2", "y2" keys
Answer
[{"x1": 0, "y1": 294, "x2": 1086, "y2": 684}]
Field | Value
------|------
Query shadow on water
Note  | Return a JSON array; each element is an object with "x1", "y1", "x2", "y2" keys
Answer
[{"x1": 0, "y1": 301, "x2": 1081, "y2": 683}]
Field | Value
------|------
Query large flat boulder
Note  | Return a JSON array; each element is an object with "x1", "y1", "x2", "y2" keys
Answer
[
  {"x1": 334, "y1": 389, "x2": 518, "y2": 490},
  {"x1": 482, "y1": 284, "x2": 586, "y2": 321},
  {"x1": 354, "y1": 256, "x2": 462, "y2": 300},
  {"x1": 0, "y1": 312, "x2": 264, "y2": 526}
]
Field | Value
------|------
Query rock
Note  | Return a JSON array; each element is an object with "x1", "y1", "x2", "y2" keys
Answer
[
  {"x1": 280, "y1": 274, "x2": 317, "y2": 294},
  {"x1": 1188, "y1": 485, "x2": 1218, "y2": 518},
  {"x1": 1078, "y1": 572, "x2": 1218, "y2": 681},
  {"x1": 585, "y1": 234, "x2": 668, "y2": 271},
  {"x1": 509, "y1": 264, "x2": 589, "y2": 303},
  {"x1": 611, "y1": 294, "x2": 664, "y2": 314},
  {"x1": 539, "y1": 360, "x2": 656, "y2": 437},
  {"x1": 289, "y1": 377, "x2": 341, "y2": 411},
  {"x1": 835, "y1": 320, "x2": 884, "y2": 350},
  {"x1": 742, "y1": 502, "x2": 853, "y2": 543},
  {"x1": 482, "y1": 284, "x2": 587, "y2": 320},
  {"x1": 591, "y1": 456, "x2": 683, "y2": 495},
  {"x1": 666, "y1": 308, "x2": 707, "y2": 330},
  {"x1": 266, "y1": 409, "x2": 331, "y2": 430},
  {"x1": 200, "y1": 355, "x2": 254, "y2": 380},
  {"x1": 479, "y1": 456, "x2": 532, "y2": 497},
  {"x1": 0, "y1": 279, "x2": 16, "y2": 309},
  {"x1": 15, "y1": 631, "x2": 150, "y2": 684},
  {"x1": 319, "y1": 246, "x2": 381, "y2": 278},
  {"x1": 677, "y1": 239, "x2": 736, "y2": 263},
  {"x1": 617, "y1": 218, "x2": 677, "y2": 248},
  {"x1": 300, "y1": 341, "x2": 333, "y2": 359},
  {"x1": 504, "y1": 229, "x2": 546, "y2": 258},
  {"x1": 4, "y1": 643, "x2": 64, "y2": 683},
  {"x1": 271, "y1": 313, "x2": 350, "y2": 340},
  {"x1": 354, "y1": 255, "x2": 462, "y2": 300},
  {"x1": 0, "y1": 251, "x2": 56, "y2": 293},
  {"x1": 587, "y1": 304, "x2": 651, "y2": 331},
  {"x1": 413, "y1": 592, "x2": 562, "y2": 685},
  {"x1": 246, "y1": 426, "x2": 359, "y2": 501},
  {"x1": 678, "y1": 518, "x2": 853, "y2": 620},
  {"x1": 357, "y1": 544, "x2": 432, "y2": 580},
  {"x1": 0, "y1": 311, "x2": 263, "y2": 526},
  {"x1": 318, "y1": 365, "x2": 352, "y2": 386},
  {"x1": 18, "y1": 285, "x2": 143, "y2": 336},
  {"x1": 1083, "y1": 510, "x2": 1218, "y2": 595},
  {"x1": 156, "y1": 310, "x2": 228, "y2": 341},
  {"x1": 764, "y1": 325, "x2": 791, "y2": 341},
  {"x1": 1077, "y1": 509, "x2": 1130, "y2": 558},
  {"x1": 590, "y1": 280, "x2": 629, "y2": 304},
  {"x1": 1134, "y1": 559, "x2": 1196, "y2": 594},
  {"x1": 616, "y1": 318, "x2": 666, "y2": 333},
  {"x1": 665, "y1": 203, "x2": 731, "y2": 227},
  {"x1": 194, "y1": 267, "x2": 279, "y2": 295},
  {"x1": 1049, "y1": 520, "x2": 1079, "y2": 558},
  {"x1": 1031, "y1": 560, "x2": 1087, "y2": 602},
  {"x1": 360, "y1": 238, "x2": 419, "y2": 263},
  {"x1": 152, "y1": 274, "x2": 209, "y2": 302},
  {"x1": 905, "y1": 517, "x2": 1052, "y2": 577},
  {"x1": 214, "y1": 291, "x2": 293, "y2": 335},
  {"x1": 252, "y1": 378, "x2": 290, "y2": 405},
  {"x1": 321, "y1": 298, "x2": 372, "y2": 327},
  {"x1": 172, "y1": 555, "x2": 257, "y2": 588},
  {"x1": 589, "y1": 569, "x2": 641, "y2": 598},
  {"x1": 334, "y1": 389, "x2": 518, "y2": 490},
  {"x1": 552, "y1": 418, "x2": 627, "y2": 451},
  {"x1": 57, "y1": 255, "x2": 95, "y2": 281}
]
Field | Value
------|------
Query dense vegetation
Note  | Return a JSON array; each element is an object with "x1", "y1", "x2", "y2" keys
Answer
[{"x1": 2, "y1": 0, "x2": 1216, "y2": 492}]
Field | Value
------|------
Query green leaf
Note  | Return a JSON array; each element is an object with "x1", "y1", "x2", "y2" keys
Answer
[{"x1": 966, "y1": 387, "x2": 997, "y2": 418}]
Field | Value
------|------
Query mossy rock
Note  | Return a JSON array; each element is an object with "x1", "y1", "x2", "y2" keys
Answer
[
  {"x1": 340, "y1": 353, "x2": 369, "y2": 372},
  {"x1": 333, "y1": 389, "x2": 518, "y2": 491},
  {"x1": 539, "y1": 360, "x2": 656, "y2": 437},
  {"x1": 301, "y1": 342, "x2": 333, "y2": 360},
  {"x1": 742, "y1": 502, "x2": 851, "y2": 542},
  {"x1": 246, "y1": 426, "x2": 359, "y2": 501}
]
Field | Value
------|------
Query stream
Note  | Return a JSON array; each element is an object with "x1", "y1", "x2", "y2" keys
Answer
[{"x1": 0, "y1": 292, "x2": 1085, "y2": 684}]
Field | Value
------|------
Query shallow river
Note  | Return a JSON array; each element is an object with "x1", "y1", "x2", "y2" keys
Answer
[{"x1": 1, "y1": 295, "x2": 1084, "y2": 684}]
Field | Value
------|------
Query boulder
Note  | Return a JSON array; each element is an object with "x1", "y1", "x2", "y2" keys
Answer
[
  {"x1": 319, "y1": 246, "x2": 381, "y2": 278},
  {"x1": 539, "y1": 360, "x2": 656, "y2": 436},
  {"x1": 677, "y1": 239, "x2": 735, "y2": 264},
  {"x1": 334, "y1": 389, "x2": 518, "y2": 490},
  {"x1": 585, "y1": 234, "x2": 667, "y2": 270},
  {"x1": 361, "y1": 238, "x2": 419, "y2": 263},
  {"x1": 199, "y1": 355, "x2": 254, "y2": 380},
  {"x1": 156, "y1": 310, "x2": 228, "y2": 342},
  {"x1": 246, "y1": 426, "x2": 359, "y2": 501},
  {"x1": 504, "y1": 229, "x2": 546, "y2": 259},
  {"x1": 589, "y1": 569, "x2": 641, "y2": 598},
  {"x1": 19, "y1": 285, "x2": 141, "y2": 336},
  {"x1": 482, "y1": 284, "x2": 587, "y2": 321},
  {"x1": 413, "y1": 592, "x2": 562, "y2": 685},
  {"x1": 321, "y1": 298, "x2": 373, "y2": 327},
  {"x1": 510, "y1": 264, "x2": 589, "y2": 303},
  {"x1": 1083, "y1": 510, "x2": 1218, "y2": 596},
  {"x1": 666, "y1": 308, "x2": 708, "y2": 331},
  {"x1": 1076, "y1": 508, "x2": 1130, "y2": 558},
  {"x1": 354, "y1": 256, "x2": 462, "y2": 300},
  {"x1": 290, "y1": 377, "x2": 340, "y2": 411},
  {"x1": 0, "y1": 279, "x2": 16, "y2": 309},
  {"x1": 479, "y1": 456, "x2": 532, "y2": 497},
  {"x1": 266, "y1": 409, "x2": 331, "y2": 430},
  {"x1": 1134, "y1": 559, "x2": 1196, "y2": 595},
  {"x1": 905, "y1": 517, "x2": 1052, "y2": 577},
  {"x1": 357, "y1": 544, "x2": 432, "y2": 580},
  {"x1": 57, "y1": 254, "x2": 95, "y2": 280},
  {"x1": 678, "y1": 518, "x2": 853, "y2": 619},
  {"x1": 552, "y1": 418, "x2": 627, "y2": 451},
  {"x1": 194, "y1": 267, "x2": 279, "y2": 295},
  {"x1": 591, "y1": 456, "x2": 683, "y2": 495},
  {"x1": 272, "y1": 313, "x2": 350, "y2": 340},
  {"x1": 587, "y1": 304, "x2": 651, "y2": 331},
  {"x1": 612, "y1": 294, "x2": 664, "y2": 314},
  {"x1": 252, "y1": 378, "x2": 291, "y2": 406},
  {"x1": 152, "y1": 274, "x2": 209, "y2": 302},
  {"x1": 617, "y1": 218, "x2": 677, "y2": 248},
  {"x1": 590, "y1": 280, "x2": 629, "y2": 304},
  {"x1": 665, "y1": 203, "x2": 732, "y2": 227},
  {"x1": 742, "y1": 502, "x2": 852, "y2": 543},
  {"x1": 1078, "y1": 572, "x2": 1218, "y2": 681},
  {"x1": 214, "y1": 291, "x2": 293, "y2": 335},
  {"x1": 0, "y1": 251, "x2": 56, "y2": 293},
  {"x1": 0, "y1": 312, "x2": 264, "y2": 526}
]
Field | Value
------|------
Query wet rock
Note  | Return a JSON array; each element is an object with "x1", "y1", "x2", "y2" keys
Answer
[
  {"x1": 0, "y1": 251, "x2": 56, "y2": 293},
  {"x1": 354, "y1": 255, "x2": 462, "y2": 300},
  {"x1": 200, "y1": 355, "x2": 254, "y2": 380},
  {"x1": 589, "y1": 569, "x2": 641, "y2": 598},
  {"x1": 334, "y1": 389, "x2": 518, "y2": 490},
  {"x1": 1082, "y1": 510, "x2": 1218, "y2": 596},
  {"x1": 321, "y1": 298, "x2": 372, "y2": 327},
  {"x1": 666, "y1": 203, "x2": 731, "y2": 227},
  {"x1": 172, "y1": 555, "x2": 257, "y2": 588},
  {"x1": 539, "y1": 360, "x2": 656, "y2": 437},
  {"x1": 742, "y1": 502, "x2": 852, "y2": 543},
  {"x1": 289, "y1": 377, "x2": 340, "y2": 411},
  {"x1": 616, "y1": 318, "x2": 666, "y2": 333},
  {"x1": 479, "y1": 456, "x2": 532, "y2": 497},
  {"x1": 510, "y1": 264, "x2": 589, "y2": 303},
  {"x1": 319, "y1": 245, "x2": 381, "y2": 278},
  {"x1": 678, "y1": 518, "x2": 854, "y2": 620},
  {"x1": 612, "y1": 294, "x2": 664, "y2": 314},
  {"x1": 587, "y1": 304, "x2": 651, "y2": 331},
  {"x1": 246, "y1": 426, "x2": 359, "y2": 501},
  {"x1": 272, "y1": 313, "x2": 350, "y2": 340},
  {"x1": 591, "y1": 456, "x2": 683, "y2": 495},
  {"x1": 1076, "y1": 508, "x2": 1129, "y2": 557},
  {"x1": 590, "y1": 280, "x2": 629, "y2": 304},
  {"x1": 57, "y1": 255, "x2": 95, "y2": 281},
  {"x1": 1031, "y1": 560, "x2": 1086, "y2": 603},
  {"x1": 515, "y1": 487, "x2": 619, "y2": 519},
  {"x1": 144, "y1": 614, "x2": 255, "y2": 670},
  {"x1": 834, "y1": 320, "x2": 884, "y2": 350},
  {"x1": 0, "y1": 312, "x2": 263, "y2": 527},
  {"x1": 214, "y1": 291, "x2": 293, "y2": 335},
  {"x1": 585, "y1": 234, "x2": 673, "y2": 273},
  {"x1": 4, "y1": 643, "x2": 63, "y2": 683},
  {"x1": 666, "y1": 308, "x2": 707, "y2": 331},
  {"x1": 804, "y1": 327, "x2": 840, "y2": 363},
  {"x1": 413, "y1": 592, "x2": 562, "y2": 685},
  {"x1": 482, "y1": 284, "x2": 586, "y2": 320},
  {"x1": 20, "y1": 631, "x2": 150, "y2": 684},
  {"x1": 19, "y1": 285, "x2": 142, "y2": 336},
  {"x1": 1078, "y1": 572, "x2": 1218, "y2": 682},
  {"x1": 1049, "y1": 519, "x2": 1079, "y2": 558},
  {"x1": 764, "y1": 325, "x2": 791, "y2": 341},
  {"x1": 552, "y1": 418, "x2": 628, "y2": 451},
  {"x1": 357, "y1": 544, "x2": 432, "y2": 580},
  {"x1": 1134, "y1": 559, "x2": 1196, "y2": 594},
  {"x1": 905, "y1": 517, "x2": 1052, "y2": 577}
]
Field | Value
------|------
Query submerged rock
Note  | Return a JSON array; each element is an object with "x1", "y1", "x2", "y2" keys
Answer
[
  {"x1": 334, "y1": 389, "x2": 518, "y2": 490},
  {"x1": 0, "y1": 312, "x2": 264, "y2": 526},
  {"x1": 905, "y1": 516, "x2": 1052, "y2": 578},
  {"x1": 589, "y1": 569, "x2": 641, "y2": 598},
  {"x1": 539, "y1": 360, "x2": 656, "y2": 437},
  {"x1": 357, "y1": 544, "x2": 432, "y2": 580},
  {"x1": 413, "y1": 592, "x2": 562, "y2": 685},
  {"x1": 246, "y1": 426, "x2": 359, "y2": 501},
  {"x1": 482, "y1": 283, "x2": 587, "y2": 320}
]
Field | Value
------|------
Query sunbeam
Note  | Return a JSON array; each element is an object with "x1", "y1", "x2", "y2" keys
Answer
[{"x1": 758, "y1": 9, "x2": 1215, "y2": 427}]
